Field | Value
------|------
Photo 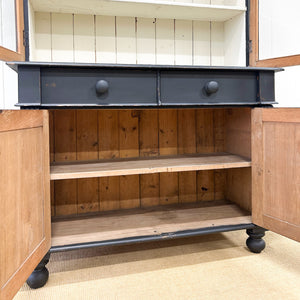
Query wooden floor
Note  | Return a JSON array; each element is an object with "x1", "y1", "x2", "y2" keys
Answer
[
  {"x1": 51, "y1": 201, "x2": 251, "y2": 247},
  {"x1": 50, "y1": 153, "x2": 251, "y2": 180}
]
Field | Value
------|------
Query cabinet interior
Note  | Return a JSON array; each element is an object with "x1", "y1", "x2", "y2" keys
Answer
[{"x1": 49, "y1": 107, "x2": 252, "y2": 247}]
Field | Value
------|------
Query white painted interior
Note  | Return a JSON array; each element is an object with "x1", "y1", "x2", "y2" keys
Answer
[
  {"x1": 30, "y1": 11, "x2": 245, "y2": 67},
  {"x1": 259, "y1": 0, "x2": 300, "y2": 60},
  {"x1": 29, "y1": 0, "x2": 246, "y2": 22}
]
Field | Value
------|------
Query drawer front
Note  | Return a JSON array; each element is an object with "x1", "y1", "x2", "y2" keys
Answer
[
  {"x1": 41, "y1": 68, "x2": 157, "y2": 106},
  {"x1": 160, "y1": 70, "x2": 258, "y2": 105}
]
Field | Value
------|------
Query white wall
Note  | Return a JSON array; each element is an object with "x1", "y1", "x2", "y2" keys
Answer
[
  {"x1": 0, "y1": 0, "x2": 19, "y2": 109},
  {"x1": 259, "y1": 0, "x2": 300, "y2": 107}
]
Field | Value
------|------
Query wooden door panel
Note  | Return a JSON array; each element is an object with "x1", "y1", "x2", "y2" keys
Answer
[
  {"x1": 252, "y1": 108, "x2": 300, "y2": 241},
  {"x1": 0, "y1": 110, "x2": 50, "y2": 300}
]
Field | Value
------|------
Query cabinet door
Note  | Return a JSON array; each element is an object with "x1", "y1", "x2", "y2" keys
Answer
[
  {"x1": 0, "y1": 110, "x2": 50, "y2": 299},
  {"x1": 252, "y1": 108, "x2": 300, "y2": 241}
]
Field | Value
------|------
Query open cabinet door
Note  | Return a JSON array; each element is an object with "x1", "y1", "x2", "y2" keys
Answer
[
  {"x1": 0, "y1": 111, "x2": 50, "y2": 299},
  {"x1": 252, "y1": 108, "x2": 300, "y2": 241}
]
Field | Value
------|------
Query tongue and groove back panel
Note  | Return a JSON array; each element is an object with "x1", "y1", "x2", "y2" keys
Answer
[{"x1": 49, "y1": 109, "x2": 236, "y2": 216}]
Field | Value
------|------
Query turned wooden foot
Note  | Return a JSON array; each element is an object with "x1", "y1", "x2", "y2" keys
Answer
[
  {"x1": 246, "y1": 226, "x2": 266, "y2": 253},
  {"x1": 26, "y1": 251, "x2": 50, "y2": 289}
]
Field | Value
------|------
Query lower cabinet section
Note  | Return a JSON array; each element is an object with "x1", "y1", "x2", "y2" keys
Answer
[
  {"x1": 4, "y1": 107, "x2": 299, "y2": 295},
  {"x1": 48, "y1": 107, "x2": 254, "y2": 252},
  {"x1": 51, "y1": 200, "x2": 252, "y2": 250}
]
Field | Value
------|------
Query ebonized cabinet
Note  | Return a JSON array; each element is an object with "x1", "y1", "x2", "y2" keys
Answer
[{"x1": 1, "y1": 63, "x2": 299, "y2": 300}]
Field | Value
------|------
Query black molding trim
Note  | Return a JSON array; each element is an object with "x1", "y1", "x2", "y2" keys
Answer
[
  {"x1": 23, "y1": 0, "x2": 29, "y2": 61},
  {"x1": 50, "y1": 223, "x2": 255, "y2": 253},
  {"x1": 246, "y1": 0, "x2": 250, "y2": 66}
]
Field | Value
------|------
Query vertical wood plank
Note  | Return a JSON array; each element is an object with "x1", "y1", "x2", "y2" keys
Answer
[
  {"x1": 34, "y1": 12, "x2": 51, "y2": 61},
  {"x1": 196, "y1": 109, "x2": 215, "y2": 201},
  {"x1": 54, "y1": 110, "x2": 77, "y2": 215},
  {"x1": 178, "y1": 109, "x2": 197, "y2": 203},
  {"x1": 119, "y1": 110, "x2": 140, "y2": 209},
  {"x1": 211, "y1": 22, "x2": 224, "y2": 66},
  {"x1": 136, "y1": 18, "x2": 156, "y2": 64},
  {"x1": 193, "y1": 21, "x2": 210, "y2": 66},
  {"x1": 96, "y1": 15, "x2": 116, "y2": 63},
  {"x1": 74, "y1": 14, "x2": 95, "y2": 63},
  {"x1": 159, "y1": 110, "x2": 178, "y2": 205},
  {"x1": 76, "y1": 110, "x2": 99, "y2": 213},
  {"x1": 139, "y1": 110, "x2": 159, "y2": 207},
  {"x1": 196, "y1": 109, "x2": 214, "y2": 153},
  {"x1": 116, "y1": 17, "x2": 136, "y2": 63},
  {"x1": 156, "y1": 19, "x2": 175, "y2": 65},
  {"x1": 175, "y1": 20, "x2": 192, "y2": 65},
  {"x1": 49, "y1": 110, "x2": 55, "y2": 216},
  {"x1": 98, "y1": 110, "x2": 120, "y2": 211},
  {"x1": 214, "y1": 109, "x2": 226, "y2": 201},
  {"x1": 51, "y1": 13, "x2": 74, "y2": 62},
  {"x1": 0, "y1": 63, "x2": 4, "y2": 108}
]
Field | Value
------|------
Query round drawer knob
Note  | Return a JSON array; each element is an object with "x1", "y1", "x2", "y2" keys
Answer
[
  {"x1": 205, "y1": 81, "x2": 219, "y2": 95},
  {"x1": 95, "y1": 80, "x2": 109, "y2": 94}
]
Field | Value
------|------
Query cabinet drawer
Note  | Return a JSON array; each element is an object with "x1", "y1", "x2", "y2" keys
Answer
[
  {"x1": 160, "y1": 70, "x2": 263, "y2": 105},
  {"x1": 41, "y1": 68, "x2": 157, "y2": 106}
]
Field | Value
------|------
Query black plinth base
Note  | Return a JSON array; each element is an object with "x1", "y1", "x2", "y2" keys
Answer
[
  {"x1": 26, "y1": 252, "x2": 50, "y2": 289},
  {"x1": 246, "y1": 226, "x2": 266, "y2": 253}
]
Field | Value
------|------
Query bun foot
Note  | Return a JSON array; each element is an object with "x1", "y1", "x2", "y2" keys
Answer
[
  {"x1": 246, "y1": 227, "x2": 266, "y2": 253},
  {"x1": 26, "y1": 252, "x2": 50, "y2": 289}
]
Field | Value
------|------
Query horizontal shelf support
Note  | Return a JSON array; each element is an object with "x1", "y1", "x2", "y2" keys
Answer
[{"x1": 50, "y1": 153, "x2": 251, "y2": 180}]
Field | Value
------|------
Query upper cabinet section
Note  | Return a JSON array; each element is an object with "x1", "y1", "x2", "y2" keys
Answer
[
  {"x1": 27, "y1": 0, "x2": 247, "y2": 67},
  {"x1": 29, "y1": 0, "x2": 246, "y2": 22}
]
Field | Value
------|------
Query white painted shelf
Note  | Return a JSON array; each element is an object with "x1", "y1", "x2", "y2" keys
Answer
[{"x1": 30, "y1": 0, "x2": 246, "y2": 21}]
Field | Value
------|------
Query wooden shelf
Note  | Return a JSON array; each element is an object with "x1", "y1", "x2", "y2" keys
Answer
[
  {"x1": 51, "y1": 201, "x2": 252, "y2": 247},
  {"x1": 30, "y1": 0, "x2": 246, "y2": 21},
  {"x1": 50, "y1": 153, "x2": 251, "y2": 180}
]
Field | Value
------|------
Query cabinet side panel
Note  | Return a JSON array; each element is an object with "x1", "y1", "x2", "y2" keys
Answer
[{"x1": 225, "y1": 108, "x2": 251, "y2": 211}]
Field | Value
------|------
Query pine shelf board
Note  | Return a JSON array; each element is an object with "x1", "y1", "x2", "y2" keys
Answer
[
  {"x1": 50, "y1": 153, "x2": 251, "y2": 180},
  {"x1": 30, "y1": 0, "x2": 246, "y2": 22},
  {"x1": 51, "y1": 201, "x2": 252, "y2": 247}
]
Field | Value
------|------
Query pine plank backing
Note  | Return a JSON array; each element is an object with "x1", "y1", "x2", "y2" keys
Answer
[
  {"x1": 76, "y1": 110, "x2": 99, "y2": 213},
  {"x1": 98, "y1": 110, "x2": 120, "y2": 211},
  {"x1": 178, "y1": 109, "x2": 197, "y2": 203},
  {"x1": 51, "y1": 201, "x2": 251, "y2": 247},
  {"x1": 196, "y1": 109, "x2": 215, "y2": 201},
  {"x1": 54, "y1": 110, "x2": 77, "y2": 216},
  {"x1": 119, "y1": 110, "x2": 140, "y2": 209},
  {"x1": 139, "y1": 110, "x2": 160, "y2": 207},
  {"x1": 51, "y1": 153, "x2": 251, "y2": 180},
  {"x1": 159, "y1": 110, "x2": 178, "y2": 205}
]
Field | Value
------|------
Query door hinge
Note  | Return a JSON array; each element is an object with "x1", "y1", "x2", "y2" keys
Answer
[
  {"x1": 248, "y1": 40, "x2": 253, "y2": 53},
  {"x1": 23, "y1": 30, "x2": 29, "y2": 47}
]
